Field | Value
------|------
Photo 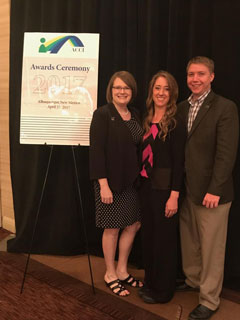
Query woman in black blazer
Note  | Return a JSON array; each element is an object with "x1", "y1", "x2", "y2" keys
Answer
[{"x1": 89, "y1": 71, "x2": 143, "y2": 297}]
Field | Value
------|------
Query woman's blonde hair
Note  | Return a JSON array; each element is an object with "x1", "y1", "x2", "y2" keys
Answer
[{"x1": 143, "y1": 71, "x2": 178, "y2": 141}]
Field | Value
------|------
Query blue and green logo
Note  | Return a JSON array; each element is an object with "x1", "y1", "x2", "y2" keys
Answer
[{"x1": 39, "y1": 35, "x2": 84, "y2": 54}]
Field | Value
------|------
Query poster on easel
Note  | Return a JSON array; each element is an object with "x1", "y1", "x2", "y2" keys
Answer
[{"x1": 20, "y1": 32, "x2": 99, "y2": 146}]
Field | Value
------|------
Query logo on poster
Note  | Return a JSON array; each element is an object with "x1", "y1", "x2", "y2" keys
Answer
[{"x1": 39, "y1": 35, "x2": 84, "y2": 54}]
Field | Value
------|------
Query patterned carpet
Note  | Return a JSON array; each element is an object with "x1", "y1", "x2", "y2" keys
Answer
[
  {"x1": 1, "y1": 228, "x2": 240, "y2": 320},
  {"x1": 0, "y1": 251, "x2": 164, "y2": 320}
]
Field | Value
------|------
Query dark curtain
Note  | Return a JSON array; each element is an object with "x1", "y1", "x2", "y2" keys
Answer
[{"x1": 8, "y1": 0, "x2": 240, "y2": 288}]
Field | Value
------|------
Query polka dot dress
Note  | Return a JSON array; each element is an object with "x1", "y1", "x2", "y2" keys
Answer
[{"x1": 94, "y1": 117, "x2": 143, "y2": 229}]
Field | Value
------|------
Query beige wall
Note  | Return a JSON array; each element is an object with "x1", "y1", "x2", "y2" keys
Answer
[{"x1": 0, "y1": 0, "x2": 15, "y2": 232}]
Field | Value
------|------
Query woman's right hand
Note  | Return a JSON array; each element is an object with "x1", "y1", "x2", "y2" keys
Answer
[{"x1": 99, "y1": 179, "x2": 113, "y2": 204}]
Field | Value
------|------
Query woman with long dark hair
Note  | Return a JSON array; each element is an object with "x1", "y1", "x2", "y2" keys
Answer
[{"x1": 139, "y1": 71, "x2": 186, "y2": 303}]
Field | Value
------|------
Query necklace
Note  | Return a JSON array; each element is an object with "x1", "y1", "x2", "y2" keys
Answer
[
  {"x1": 120, "y1": 108, "x2": 129, "y2": 115},
  {"x1": 114, "y1": 104, "x2": 129, "y2": 116}
]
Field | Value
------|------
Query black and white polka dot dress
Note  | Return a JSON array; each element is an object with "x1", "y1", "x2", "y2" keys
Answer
[{"x1": 94, "y1": 117, "x2": 143, "y2": 229}]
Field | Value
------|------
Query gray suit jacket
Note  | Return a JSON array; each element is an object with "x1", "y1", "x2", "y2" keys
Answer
[{"x1": 178, "y1": 91, "x2": 239, "y2": 205}]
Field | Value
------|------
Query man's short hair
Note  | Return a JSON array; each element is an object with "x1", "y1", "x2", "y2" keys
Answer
[{"x1": 187, "y1": 56, "x2": 215, "y2": 74}]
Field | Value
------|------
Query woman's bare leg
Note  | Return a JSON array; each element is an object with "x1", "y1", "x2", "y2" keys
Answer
[
  {"x1": 116, "y1": 221, "x2": 142, "y2": 286},
  {"x1": 102, "y1": 228, "x2": 129, "y2": 295}
]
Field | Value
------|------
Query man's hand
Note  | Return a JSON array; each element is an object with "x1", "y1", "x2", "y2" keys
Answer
[{"x1": 202, "y1": 193, "x2": 220, "y2": 208}]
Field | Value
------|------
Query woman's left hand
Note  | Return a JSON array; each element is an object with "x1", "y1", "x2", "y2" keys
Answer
[{"x1": 165, "y1": 191, "x2": 179, "y2": 218}]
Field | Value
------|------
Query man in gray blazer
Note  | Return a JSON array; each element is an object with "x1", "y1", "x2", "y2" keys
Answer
[{"x1": 177, "y1": 56, "x2": 239, "y2": 320}]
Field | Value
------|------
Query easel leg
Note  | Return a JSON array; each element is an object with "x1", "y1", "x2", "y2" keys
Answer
[
  {"x1": 20, "y1": 145, "x2": 54, "y2": 294},
  {"x1": 72, "y1": 146, "x2": 95, "y2": 294}
]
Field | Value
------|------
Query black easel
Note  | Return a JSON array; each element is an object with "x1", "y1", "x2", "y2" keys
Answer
[{"x1": 20, "y1": 145, "x2": 95, "y2": 294}]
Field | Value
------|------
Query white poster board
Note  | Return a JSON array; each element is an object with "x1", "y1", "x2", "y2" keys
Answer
[{"x1": 20, "y1": 33, "x2": 99, "y2": 146}]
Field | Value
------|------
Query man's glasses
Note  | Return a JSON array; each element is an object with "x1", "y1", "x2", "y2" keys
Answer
[{"x1": 112, "y1": 86, "x2": 131, "y2": 92}]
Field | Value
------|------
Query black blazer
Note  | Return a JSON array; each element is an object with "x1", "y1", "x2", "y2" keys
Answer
[
  {"x1": 178, "y1": 91, "x2": 239, "y2": 205},
  {"x1": 89, "y1": 103, "x2": 142, "y2": 192},
  {"x1": 142, "y1": 116, "x2": 187, "y2": 191}
]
